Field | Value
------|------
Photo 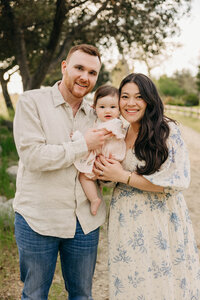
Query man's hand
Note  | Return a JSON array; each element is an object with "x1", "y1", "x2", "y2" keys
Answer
[{"x1": 84, "y1": 128, "x2": 112, "y2": 151}]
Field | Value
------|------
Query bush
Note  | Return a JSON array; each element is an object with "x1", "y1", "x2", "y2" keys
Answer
[
  {"x1": 157, "y1": 75, "x2": 185, "y2": 97},
  {"x1": 0, "y1": 118, "x2": 18, "y2": 161},
  {"x1": 183, "y1": 93, "x2": 199, "y2": 106},
  {"x1": 0, "y1": 117, "x2": 18, "y2": 198},
  {"x1": 164, "y1": 96, "x2": 185, "y2": 106}
]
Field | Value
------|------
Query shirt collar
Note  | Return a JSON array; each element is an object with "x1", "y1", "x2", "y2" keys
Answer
[
  {"x1": 52, "y1": 81, "x2": 66, "y2": 107},
  {"x1": 52, "y1": 81, "x2": 91, "y2": 115}
]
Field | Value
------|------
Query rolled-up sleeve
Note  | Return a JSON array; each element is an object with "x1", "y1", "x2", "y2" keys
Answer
[{"x1": 14, "y1": 94, "x2": 88, "y2": 172}]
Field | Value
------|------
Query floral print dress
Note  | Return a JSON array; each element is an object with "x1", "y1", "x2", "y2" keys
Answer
[{"x1": 108, "y1": 122, "x2": 200, "y2": 300}]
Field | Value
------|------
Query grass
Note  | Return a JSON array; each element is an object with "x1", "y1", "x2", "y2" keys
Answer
[
  {"x1": 0, "y1": 211, "x2": 15, "y2": 246},
  {"x1": 0, "y1": 93, "x2": 19, "y2": 119},
  {"x1": 166, "y1": 113, "x2": 200, "y2": 133},
  {"x1": 0, "y1": 118, "x2": 18, "y2": 199},
  {"x1": 0, "y1": 159, "x2": 16, "y2": 199}
]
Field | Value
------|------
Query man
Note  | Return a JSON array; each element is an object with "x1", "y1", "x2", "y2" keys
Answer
[{"x1": 13, "y1": 44, "x2": 109, "y2": 300}]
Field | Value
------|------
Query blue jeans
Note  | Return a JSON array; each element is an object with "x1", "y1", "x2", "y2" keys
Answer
[{"x1": 14, "y1": 213, "x2": 99, "y2": 300}]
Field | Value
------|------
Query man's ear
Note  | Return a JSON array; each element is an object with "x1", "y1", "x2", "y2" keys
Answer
[{"x1": 61, "y1": 60, "x2": 67, "y2": 74}]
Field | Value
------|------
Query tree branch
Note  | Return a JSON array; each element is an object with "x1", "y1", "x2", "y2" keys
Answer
[
  {"x1": 49, "y1": 0, "x2": 110, "y2": 69},
  {"x1": 30, "y1": 0, "x2": 67, "y2": 89}
]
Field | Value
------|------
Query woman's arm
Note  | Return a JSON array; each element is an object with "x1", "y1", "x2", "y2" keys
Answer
[{"x1": 94, "y1": 155, "x2": 164, "y2": 193}]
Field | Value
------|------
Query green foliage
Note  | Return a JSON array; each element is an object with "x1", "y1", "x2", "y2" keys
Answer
[
  {"x1": 0, "y1": 211, "x2": 15, "y2": 247},
  {"x1": 196, "y1": 65, "x2": 200, "y2": 93},
  {"x1": 102, "y1": 186, "x2": 112, "y2": 196},
  {"x1": 0, "y1": 158, "x2": 16, "y2": 198},
  {"x1": 173, "y1": 69, "x2": 198, "y2": 94},
  {"x1": 183, "y1": 93, "x2": 199, "y2": 106},
  {"x1": 0, "y1": 117, "x2": 18, "y2": 198},
  {"x1": 157, "y1": 70, "x2": 199, "y2": 106},
  {"x1": 0, "y1": 0, "x2": 191, "y2": 91},
  {"x1": 0, "y1": 119, "x2": 18, "y2": 160},
  {"x1": 158, "y1": 75, "x2": 185, "y2": 97},
  {"x1": 164, "y1": 96, "x2": 185, "y2": 106}
]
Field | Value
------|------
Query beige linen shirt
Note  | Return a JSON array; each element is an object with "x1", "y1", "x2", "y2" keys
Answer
[{"x1": 13, "y1": 82, "x2": 106, "y2": 238}]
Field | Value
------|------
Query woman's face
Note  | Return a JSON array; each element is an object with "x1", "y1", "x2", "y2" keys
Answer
[{"x1": 119, "y1": 82, "x2": 147, "y2": 125}]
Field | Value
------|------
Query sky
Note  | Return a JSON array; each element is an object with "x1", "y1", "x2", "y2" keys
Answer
[{"x1": 7, "y1": 0, "x2": 200, "y2": 94}]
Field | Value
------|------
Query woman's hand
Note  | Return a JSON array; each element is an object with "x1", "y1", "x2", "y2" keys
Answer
[
  {"x1": 94, "y1": 155, "x2": 164, "y2": 193},
  {"x1": 94, "y1": 155, "x2": 128, "y2": 183}
]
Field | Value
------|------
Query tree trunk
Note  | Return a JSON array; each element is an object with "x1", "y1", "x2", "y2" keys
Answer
[{"x1": 0, "y1": 72, "x2": 14, "y2": 111}]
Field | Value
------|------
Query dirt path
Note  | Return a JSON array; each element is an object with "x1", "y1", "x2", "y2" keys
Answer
[
  {"x1": 181, "y1": 125, "x2": 200, "y2": 249},
  {"x1": 92, "y1": 124, "x2": 200, "y2": 300}
]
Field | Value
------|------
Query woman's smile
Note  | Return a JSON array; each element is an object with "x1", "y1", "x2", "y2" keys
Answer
[{"x1": 120, "y1": 82, "x2": 147, "y2": 125}]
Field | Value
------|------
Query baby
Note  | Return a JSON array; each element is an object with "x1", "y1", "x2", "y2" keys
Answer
[{"x1": 72, "y1": 85, "x2": 126, "y2": 215}]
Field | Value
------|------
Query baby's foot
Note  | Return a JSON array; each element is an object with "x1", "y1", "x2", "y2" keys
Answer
[{"x1": 91, "y1": 198, "x2": 101, "y2": 216}]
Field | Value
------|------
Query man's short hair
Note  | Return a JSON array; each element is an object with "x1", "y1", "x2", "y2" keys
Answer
[{"x1": 66, "y1": 44, "x2": 101, "y2": 63}]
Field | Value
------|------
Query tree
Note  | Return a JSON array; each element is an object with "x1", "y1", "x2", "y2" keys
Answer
[
  {"x1": 196, "y1": 65, "x2": 200, "y2": 106},
  {"x1": 0, "y1": 0, "x2": 191, "y2": 94},
  {"x1": 111, "y1": 57, "x2": 131, "y2": 87},
  {"x1": 157, "y1": 75, "x2": 185, "y2": 97},
  {"x1": 0, "y1": 64, "x2": 16, "y2": 111},
  {"x1": 196, "y1": 65, "x2": 200, "y2": 93},
  {"x1": 125, "y1": 42, "x2": 182, "y2": 78},
  {"x1": 173, "y1": 69, "x2": 198, "y2": 94},
  {"x1": 157, "y1": 70, "x2": 199, "y2": 106}
]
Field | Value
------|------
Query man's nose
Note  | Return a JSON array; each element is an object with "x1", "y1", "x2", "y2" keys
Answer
[{"x1": 80, "y1": 71, "x2": 89, "y2": 81}]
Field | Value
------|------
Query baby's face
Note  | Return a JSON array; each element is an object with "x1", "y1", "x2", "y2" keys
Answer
[{"x1": 95, "y1": 94, "x2": 120, "y2": 122}]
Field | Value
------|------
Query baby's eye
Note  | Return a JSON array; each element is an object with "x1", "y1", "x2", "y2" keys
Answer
[{"x1": 100, "y1": 105, "x2": 105, "y2": 108}]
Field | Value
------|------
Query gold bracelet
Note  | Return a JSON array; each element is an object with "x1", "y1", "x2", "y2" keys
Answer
[{"x1": 126, "y1": 172, "x2": 132, "y2": 185}]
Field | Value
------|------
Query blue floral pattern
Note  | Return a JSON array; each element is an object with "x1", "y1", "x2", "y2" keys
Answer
[{"x1": 108, "y1": 123, "x2": 200, "y2": 299}]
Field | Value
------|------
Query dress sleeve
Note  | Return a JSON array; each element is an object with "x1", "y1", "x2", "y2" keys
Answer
[{"x1": 143, "y1": 122, "x2": 190, "y2": 193}]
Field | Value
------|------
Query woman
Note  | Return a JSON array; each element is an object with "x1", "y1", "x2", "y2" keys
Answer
[{"x1": 94, "y1": 73, "x2": 200, "y2": 299}]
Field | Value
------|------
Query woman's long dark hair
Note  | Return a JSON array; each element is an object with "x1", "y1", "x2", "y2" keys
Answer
[{"x1": 119, "y1": 73, "x2": 175, "y2": 175}]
